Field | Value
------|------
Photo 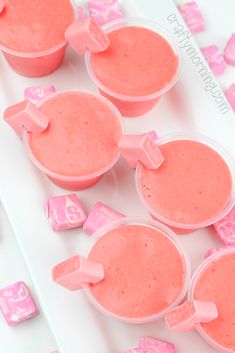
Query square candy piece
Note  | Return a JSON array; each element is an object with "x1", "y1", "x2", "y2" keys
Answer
[
  {"x1": 88, "y1": 0, "x2": 124, "y2": 26},
  {"x1": 83, "y1": 201, "x2": 124, "y2": 235},
  {"x1": 24, "y1": 85, "x2": 56, "y2": 104},
  {"x1": 0, "y1": 281, "x2": 39, "y2": 326},
  {"x1": 178, "y1": 1, "x2": 204, "y2": 33},
  {"x1": 201, "y1": 45, "x2": 227, "y2": 75},
  {"x1": 65, "y1": 18, "x2": 109, "y2": 54},
  {"x1": 224, "y1": 33, "x2": 235, "y2": 65},
  {"x1": 213, "y1": 205, "x2": 235, "y2": 245},
  {"x1": 139, "y1": 336, "x2": 175, "y2": 353},
  {"x1": 45, "y1": 194, "x2": 87, "y2": 231},
  {"x1": 165, "y1": 300, "x2": 218, "y2": 331},
  {"x1": 4, "y1": 100, "x2": 49, "y2": 137},
  {"x1": 225, "y1": 83, "x2": 235, "y2": 112},
  {"x1": 119, "y1": 134, "x2": 164, "y2": 169},
  {"x1": 52, "y1": 255, "x2": 104, "y2": 291}
]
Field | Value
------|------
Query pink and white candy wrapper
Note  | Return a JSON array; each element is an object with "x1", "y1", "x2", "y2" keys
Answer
[
  {"x1": 0, "y1": 281, "x2": 39, "y2": 326},
  {"x1": 213, "y1": 204, "x2": 235, "y2": 245},
  {"x1": 139, "y1": 336, "x2": 176, "y2": 353},
  {"x1": 224, "y1": 33, "x2": 235, "y2": 65},
  {"x1": 225, "y1": 83, "x2": 235, "y2": 112},
  {"x1": 24, "y1": 85, "x2": 56, "y2": 104},
  {"x1": 201, "y1": 45, "x2": 227, "y2": 75},
  {"x1": 88, "y1": 0, "x2": 124, "y2": 27},
  {"x1": 178, "y1": 1, "x2": 204, "y2": 33}
]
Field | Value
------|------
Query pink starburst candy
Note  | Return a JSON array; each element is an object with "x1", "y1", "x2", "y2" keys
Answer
[
  {"x1": 52, "y1": 255, "x2": 104, "y2": 291},
  {"x1": 0, "y1": 281, "x2": 39, "y2": 326},
  {"x1": 139, "y1": 336, "x2": 176, "y2": 353},
  {"x1": 4, "y1": 100, "x2": 49, "y2": 137},
  {"x1": 24, "y1": 85, "x2": 56, "y2": 104},
  {"x1": 205, "y1": 245, "x2": 235, "y2": 258},
  {"x1": 165, "y1": 300, "x2": 218, "y2": 331},
  {"x1": 45, "y1": 194, "x2": 87, "y2": 231},
  {"x1": 224, "y1": 33, "x2": 235, "y2": 65},
  {"x1": 65, "y1": 18, "x2": 109, "y2": 54},
  {"x1": 88, "y1": 0, "x2": 124, "y2": 26},
  {"x1": 213, "y1": 205, "x2": 235, "y2": 245},
  {"x1": 83, "y1": 201, "x2": 124, "y2": 235},
  {"x1": 225, "y1": 83, "x2": 235, "y2": 112},
  {"x1": 119, "y1": 134, "x2": 164, "y2": 169},
  {"x1": 178, "y1": 1, "x2": 204, "y2": 33},
  {"x1": 201, "y1": 45, "x2": 227, "y2": 75}
]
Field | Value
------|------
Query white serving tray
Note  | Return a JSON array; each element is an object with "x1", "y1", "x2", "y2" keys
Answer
[{"x1": 0, "y1": 1, "x2": 235, "y2": 353}]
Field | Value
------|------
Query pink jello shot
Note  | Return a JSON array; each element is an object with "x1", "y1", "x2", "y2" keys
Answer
[
  {"x1": 83, "y1": 218, "x2": 190, "y2": 323},
  {"x1": 23, "y1": 90, "x2": 123, "y2": 190},
  {"x1": 136, "y1": 134, "x2": 235, "y2": 234},
  {"x1": 85, "y1": 18, "x2": 181, "y2": 117},
  {"x1": 0, "y1": 0, "x2": 74, "y2": 76},
  {"x1": 188, "y1": 248, "x2": 235, "y2": 353}
]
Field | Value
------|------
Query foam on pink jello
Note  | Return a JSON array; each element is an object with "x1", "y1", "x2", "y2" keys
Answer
[
  {"x1": 0, "y1": 0, "x2": 73, "y2": 52},
  {"x1": 28, "y1": 92, "x2": 122, "y2": 177},
  {"x1": 139, "y1": 140, "x2": 232, "y2": 226},
  {"x1": 90, "y1": 26, "x2": 178, "y2": 97},
  {"x1": 193, "y1": 251, "x2": 235, "y2": 350},
  {"x1": 87, "y1": 224, "x2": 186, "y2": 319}
]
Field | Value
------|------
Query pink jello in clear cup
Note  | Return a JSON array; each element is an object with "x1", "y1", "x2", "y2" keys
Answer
[
  {"x1": 0, "y1": 0, "x2": 74, "y2": 77},
  {"x1": 83, "y1": 217, "x2": 191, "y2": 323},
  {"x1": 23, "y1": 90, "x2": 123, "y2": 190},
  {"x1": 85, "y1": 18, "x2": 181, "y2": 117},
  {"x1": 188, "y1": 248, "x2": 235, "y2": 353},
  {"x1": 136, "y1": 133, "x2": 235, "y2": 234}
]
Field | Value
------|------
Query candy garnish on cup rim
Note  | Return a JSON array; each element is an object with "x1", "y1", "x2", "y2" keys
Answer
[
  {"x1": 52, "y1": 255, "x2": 104, "y2": 291},
  {"x1": 4, "y1": 100, "x2": 49, "y2": 137},
  {"x1": 165, "y1": 300, "x2": 218, "y2": 331},
  {"x1": 24, "y1": 85, "x2": 56, "y2": 104},
  {"x1": 224, "y1": 33, "x2": 235, "y2": 65},
  {"x1": 118, "y1": 134, "x2": 164, "y2": 169},
  {"x1": 65, "y1": 18, "x2": 110, "y2": 54}
]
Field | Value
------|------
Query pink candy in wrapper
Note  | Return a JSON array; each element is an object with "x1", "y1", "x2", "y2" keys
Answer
[
  {"x1": 83, "y1": 201, "x2": 124, "y2": 235},
  {"x1": 165, "y1": 300, "x2": 218, "y2": 331},
  {"x1": 0, "y1": 281, "x2": 39, "y2": 326},
  {"x1": 119, "y1": 134, "x2": 164, "y2": 169},
  {"x1": 24, "y1": 85, "x2": 56, "y2": 104},
  {"x1": 65, "y1": 19, "x2": 110, "y2": 54},
  {"x1": 88, "y1": 0, "x2": 124, "y2": 26},
  {"x1": 224, "y1": 33, "x2": 235, "y2": 65},
  {"x1": 4, "y1": 100, "x2": 49, "y2": 137},
  {"x1": 213, "y1": 205, "x2": 235, "y2": 245},
  {"x1": 225, "y1": 83, "x2": 235, "y2": 112},
  {"x1": 52, "y1": 255, "x2": 104, "y2": 291},
  {"x1": 139, "y1": 336, "x2": 176, "y2": 353},
  {"x1": 45, "y1": 194, "x2": 87, "y2": 231},
  {"x1": 178, "y1": 1, "x2": 204, "y2": 33},
  {"x1": 201, "y1": 45, "x2": 227, "y2": 75}
]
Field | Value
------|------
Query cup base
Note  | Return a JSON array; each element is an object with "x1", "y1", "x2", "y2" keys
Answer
[{"x1": 47, "y1": 174, "x2": 102, "y2": 190}]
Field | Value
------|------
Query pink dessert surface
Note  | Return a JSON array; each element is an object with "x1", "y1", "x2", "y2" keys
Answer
[
  {"x1": 87, "y1": 224, "x2": 186, "y2": 319},
  {"x1": 0, "y1": 0, "x2": 73, "y2": 52},
  {"x1": 90, "y1": 26, "x2": 178, "y2": 97},
  {"x1": 28, "y1": 92, "x2": 122, "y2": 177},
  {"x1": 193, "y1": 251, "x2": 235, "y2": 350},
  {"x1": 139, "y1": 140, "x2": 233, "y2": 226}
]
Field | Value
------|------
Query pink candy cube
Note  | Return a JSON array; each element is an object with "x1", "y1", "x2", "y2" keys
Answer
[
  {"x1": 83, "y1": 201, "x2": 124, "y2": 235},
  {"x1": 45, "y1": 194, "x2": 87, "y2": 231},
  {"x1": 224, "y1": 33, "x2": 235, "y2": 65},
  {"x1": 165, "y1": 300, "x2": 218, "y2": 331},
  {"x1": 65, "y1": 18, "x2": 109, "y2": 54},
  {"x1": 213, "y1": 205, "x2": 235, "y2": 245},
  {"x1": 0, "y1": 281, "x2": 39, "y2": 326},
  {"x1": 0, "y1": 0, "x2": 5, "y2": 13},
  {"x1": 225, "y1": 83, "x2": 235, "y2": 112},
  {"x1": 119, "y1": 134, "x2": 164, "y2": 169},
  {"x1": 205, "y1": 245, "x2": 235, "y2": 258},
  {"x1": 178, "y1": 1, "x2": 204, "y2": 33},
  {"x1": 4, "y1": 100, "x2": 49, "y2": 137},
  {"x1": 24, "y1": 85, "x2": 56, "y2": 104},
  {"x1": 88, "y1": 0, "x2": 124, "y2": 26},
  {"x1": 52, "y1": 255, "x2": 104, "y2": 291},
  {"x1": 139, "y1": 337, "x2": 175, "y2": 353},
  {"x1": 201, "y1": 45, "x2": 227, "y2": 75}
]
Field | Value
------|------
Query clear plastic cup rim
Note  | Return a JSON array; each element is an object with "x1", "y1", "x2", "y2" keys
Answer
[
  {"x1": 23, "y1": 89, "x2": 124, "y2": 182},
  {"x1": 188, "y1": 247, "x2": 235, "y2": 353},
  {"x1": 85, "y1": 17, "x2": 182, "y2": 102},
  {"x1": 135, "y1": 132, "x2": 235, "y2": 230},
  {"x1": 82, "y1": 217, "x2": 191, "y2": 324}
]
